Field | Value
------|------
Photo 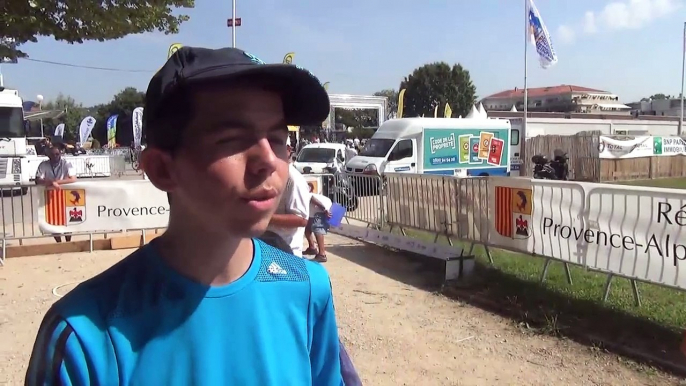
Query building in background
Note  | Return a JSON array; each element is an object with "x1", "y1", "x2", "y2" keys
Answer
[
  {"x1": 628, "y1": 97, "x2": 683, "y2": 117},
  {"x1": 481, "y1": 85, "x2": 631, "y2": 115}
]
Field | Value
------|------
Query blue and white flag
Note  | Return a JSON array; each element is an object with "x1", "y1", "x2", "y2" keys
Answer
[
  {"x1": 527, "y1": 0, "x2": 557, "y2": 69},
  {"x1": 54, "y1": 123, "x2": 65, "y2": 138}
]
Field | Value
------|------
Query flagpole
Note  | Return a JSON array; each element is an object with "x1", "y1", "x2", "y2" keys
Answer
[
  {"x1": 679, "y1": 21, "x2": 685, "y2": 135},
  {"x1": 232, "y1": 0, "x2": 237, "y2": 48},
  {"x1": 523, "y1": 0, "x2": 529, "y2": 161}
]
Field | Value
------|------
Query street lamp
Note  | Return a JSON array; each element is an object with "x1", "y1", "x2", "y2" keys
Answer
[{"x1": 36, "y1": 94, "x2": 44, "y2": 137}]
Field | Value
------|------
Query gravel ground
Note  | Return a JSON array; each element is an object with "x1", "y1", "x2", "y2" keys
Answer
[{"x1": 0, "y1": 234, "x2": 679, "y2": 385}]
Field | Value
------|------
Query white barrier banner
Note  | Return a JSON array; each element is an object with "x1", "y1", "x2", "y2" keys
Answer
[
  {"x1": 487, "y1": 177, "x2": 686, "y2": 290},
  {"x1": 581, "y1": 184, "x2": 686, "y2": 289},
  {"x1": 38, "y1": 180, "x2": 169, "y2": 234},
  {"x1": 487, "y1": 177, "x2": 535, "y2": 255},
  {"x1": 598, "y1": 136, "x2": 652, "y2": 159},
  {"x1": 332, "y1": 223, "x2": 465, "y2": 260},
  {"x1": 599, "y1": 136, "x2": 686, "y2": 159}
]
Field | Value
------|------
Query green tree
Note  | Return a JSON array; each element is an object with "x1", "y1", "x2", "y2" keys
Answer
[
  {"x1": 42, "y1": 94, "x2": 86, "y2": 141},
  {"x1": 373, "y1": 89, "x2": 398, "y2": 119},
  {"x1": 1, "y1": 0, "x2": 194, "y2": 58},
  {"x1": 399, "y1": 62, "x2": 477, "y2": 118}
]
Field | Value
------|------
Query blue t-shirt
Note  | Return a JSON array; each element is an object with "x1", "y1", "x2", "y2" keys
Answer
[{"x1": 25, "y1": 239, "x2": 343, "y2": 385}]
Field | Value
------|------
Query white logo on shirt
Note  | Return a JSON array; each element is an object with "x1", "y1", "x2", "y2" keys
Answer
[{"x1": 267, "y1": 262, "x2": 287, "y2": 275}]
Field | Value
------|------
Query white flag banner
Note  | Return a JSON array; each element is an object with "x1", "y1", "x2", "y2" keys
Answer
[
  {"x1": 132, "y1": 107, "x2": 144, "y2": 148},
  {"x1": 79, "y1": 116, "x2": 97, "y2": 145},
  {"x1": 527, "y1": 0, "x2": 558, "y2": 68},
  {"x1": 54, "y1": 123, "x2": 65, "y2": 138}
]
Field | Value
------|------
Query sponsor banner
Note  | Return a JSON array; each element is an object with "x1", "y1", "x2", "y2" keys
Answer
[
  {"x1": 423, "y1": 127, "x2": 510, "y2": 171},
  {"x1": 487, "y1": 177, "x2": 535, "y2": 254},
  {"x1": 79, "y1": 116, "x2": 96, "y2": 145},
  {"x1": 38, "y1": 180, "x2": 169, "y2": 234},
  {"x1": 332, "y1": 223, "x2": 466, "y2": 261},
  {"x1": 489, "y1": 178, "x2": 686, "y2": 290},
  {"x1": 581, "y1": 184, "x2": 686, "y2": 289},
  {"x1": 598, "y1": 136, "x2": 686, "y2": 159}
]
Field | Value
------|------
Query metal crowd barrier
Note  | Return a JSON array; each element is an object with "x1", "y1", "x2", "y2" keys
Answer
[
  {"x1": 301, "y1": 172, "x2": 384, "y2": 227},
  {"x1": 66, "y1": 155, "x2": 127, "y2": 178},
  {"x1": 0, "y1": 186, "x2": 40, "y2": 243},
  {"x1": 384, "y1": 173, "x2": 489, "y2": 243}
]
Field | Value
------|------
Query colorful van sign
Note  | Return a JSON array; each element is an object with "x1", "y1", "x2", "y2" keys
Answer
[{"x1": 423, "y1": 128, "x2": 510, "y2": 171}]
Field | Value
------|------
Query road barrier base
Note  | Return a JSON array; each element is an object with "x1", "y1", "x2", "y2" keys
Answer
[{"x1": 1, "y1": 231, "x2": 162, "y2": 259}]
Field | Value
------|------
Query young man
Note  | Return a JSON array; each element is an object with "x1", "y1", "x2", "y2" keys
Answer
[
  {"x1": 35, "y1": 146, "x2": 77, "y2": 242},
  {"x1": 267, "y1": 147, "x2": 311, "y2": 257},
  {"x1": 304, "y1": 182, "x2": 332, "y2": 262},
  {"x1": 26, "y1": 47, "x2": 343, "y2": 385}
]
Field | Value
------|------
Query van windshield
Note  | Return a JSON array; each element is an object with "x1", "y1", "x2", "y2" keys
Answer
[
  {"x1": 359, "y1": 138, "x2": 394, "y2": 157},
  {"x1": 297, "y1": 147, "x2": 335, "y2": 163},
  {"x1": 0, "y1": 107, "x2": 25, "y2": 138}
]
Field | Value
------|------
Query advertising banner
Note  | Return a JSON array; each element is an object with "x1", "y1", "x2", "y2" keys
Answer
[
  {"x1": 423, "y1": 127, "x2": 510, "y2": 171},
  {"x1": 487, "y1": 177, "x2": 686, "y2": 290},
  {"x1": 598, "y1": 136, "x2": 686, "y2": 159},
  {"x1": 37, "y1": 180, "x2": 169, "y2": 235},
  {"x1": 106, "y1": 115, "x2": 118, "y2": 148}
]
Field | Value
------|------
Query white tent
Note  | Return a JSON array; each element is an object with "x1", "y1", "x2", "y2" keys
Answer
[
  {"x1": 466, "y1": 104, "x2": 479, "y2": 118},
  {"x1": 477, "y1": 102, "x2": 487, "y2": 118},
  {"x1": 510, "y1": 105, "x2": 518, "y2": 112}
]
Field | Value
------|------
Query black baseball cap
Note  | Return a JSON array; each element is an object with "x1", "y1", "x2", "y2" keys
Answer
[{"x1": 144, "y1": 46, "x2": 330, "y2": 148}]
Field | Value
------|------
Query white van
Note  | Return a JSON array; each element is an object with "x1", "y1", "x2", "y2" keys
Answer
[
  {"x1": 345, "y1": 118, "x2": 513, "y2": 177},
  {"x1": 293, "y1": 143, "x2": 347, "y2": 174}
]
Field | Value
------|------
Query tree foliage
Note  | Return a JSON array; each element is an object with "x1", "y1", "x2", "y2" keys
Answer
[
  {"x1": 373, "y1": 89, "x2": 398, "y2": 120},
  {"x1": 42, "y1": 94, "x2": 86, "y2": 141},
  {"x1": 1, "y1": 0, "x2": 194, "y2": 58},
  {"x1": 399, "y1": 62, "x2": 477, "y2": 118},
  {"x1": 640, "y1": 93, "x2": 674, "y2": 102},
  {"x1": 41, "y1": 87, "x2": 144, "y2": 145}
]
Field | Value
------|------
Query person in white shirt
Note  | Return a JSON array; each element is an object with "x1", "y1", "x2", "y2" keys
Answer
[
  {"x1": 35, "y1": 146, "x2": 77, "y2": 242},
  {"x1": 303, "y1": 182, "x2": 332, "y2": 262},
  {"x1": 267, "y1": 148, "x2": 310, "y2": 257},
  {"x1": 344, "y1": 142, "x2": 358, "y2": 165}
]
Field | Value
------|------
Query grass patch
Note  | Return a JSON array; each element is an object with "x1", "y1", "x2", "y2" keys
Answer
[
  {"x1": 385, "y1": 226, "x2": 686, "y2": 373},
  {"x1": 398, "y1": 227, "x2": 686, "y2": 331},
  {"x1": 617, "y1": 177, "x2": 686, "y2": 189}
]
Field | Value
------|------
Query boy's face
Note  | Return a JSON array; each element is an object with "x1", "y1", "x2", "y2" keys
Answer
[{"x1": 144, "y1": 84, "x2": 290, "y2": 238}]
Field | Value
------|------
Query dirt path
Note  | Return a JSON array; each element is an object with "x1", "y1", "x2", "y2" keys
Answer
[{"x1": 0, "y1": 235, "x2": 679, "y2": 385}]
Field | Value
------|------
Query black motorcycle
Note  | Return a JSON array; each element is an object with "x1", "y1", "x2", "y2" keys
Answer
[
  {"x1": 322, "y1": 165, "x2": 359, "y2": 212},
  {"x1": 532, "y1": 150, "x2": 569, "y2": 180}
]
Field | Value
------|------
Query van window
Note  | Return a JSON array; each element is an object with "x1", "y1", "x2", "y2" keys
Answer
[
  {"x1": 297, "y1": 148, "x2": 335, "y2": 163},
  {"x1": 360, "y1": 138, "x2": 394, "y2": 157},
  {"x1": 388, "y1": 139, "x2": 413, "y2": 161},
  {"x1": 511, "y1": 129, "x2": 520, "y2": 146}
]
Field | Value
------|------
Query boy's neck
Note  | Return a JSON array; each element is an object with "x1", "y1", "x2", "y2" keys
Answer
[{"x1": 156, "y1": 223, "x2": 255, "y2": 287}]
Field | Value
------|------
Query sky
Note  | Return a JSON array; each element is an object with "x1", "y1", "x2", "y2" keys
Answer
[{"x1": 2, "y1": 0, "x2": 685, "y2": 106}]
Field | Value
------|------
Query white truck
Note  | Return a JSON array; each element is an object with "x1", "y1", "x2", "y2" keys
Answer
[
  {"x1": 345, "y1": 117, "x2": 515, "y2": 178},
  {"x1": 0, "y1": 87, "x2": 40, "y2": 194}
]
